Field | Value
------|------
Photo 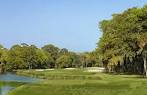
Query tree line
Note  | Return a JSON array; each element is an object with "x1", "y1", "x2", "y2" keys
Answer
[
  {"x1": 96, "y1": 5, "x2": 147, "y2": 76},
  {"x1": 0, "y1": 43, "x2": 97, "y2": 72}
]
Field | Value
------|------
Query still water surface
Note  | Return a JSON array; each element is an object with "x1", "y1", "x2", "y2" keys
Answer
[{"x1": 0, "y1": 73, "x2": 38, "y2": 95}]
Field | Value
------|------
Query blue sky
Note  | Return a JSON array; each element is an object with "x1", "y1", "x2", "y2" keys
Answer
[{"x1": 0, "y1": 0, "x2": 147, "y2": 52}]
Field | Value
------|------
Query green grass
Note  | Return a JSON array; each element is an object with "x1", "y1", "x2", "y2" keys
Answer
[
  {"x1": 0, "y1": 81, "x2": 25, "y2": 87},
  {"x1": 16, "y1": 69, "x2": 102, "y2": 80},
  {"x1": 8, "y1": 69, "x2": 147, "y2": 95}
]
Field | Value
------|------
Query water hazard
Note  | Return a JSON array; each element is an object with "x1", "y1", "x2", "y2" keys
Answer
[{"x1": 0, "y1": 73, "x2": 39, "y2": 95}]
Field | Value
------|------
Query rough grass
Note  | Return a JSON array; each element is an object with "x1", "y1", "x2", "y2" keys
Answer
[
  {"x1": 16, "y1": 69, "x2": 102, "y2": 80},
  {"x1": 0, "y1": 81, "x2": 25, "y2": 87},
  {"x1": 9, "y1": 69, "x2": 147, "y2": 95}
]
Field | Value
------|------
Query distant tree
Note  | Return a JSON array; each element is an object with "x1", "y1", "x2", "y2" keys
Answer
[
  {"x1": 22, "y1": 44, "x2": 38, "y2": 69},
  {"x1": 36, "y1": 49, "x2": 54, "y2": 68},
  {"x1": 42, "y1": 44, "x2": 60, "y2": 66},
  {"x1": 7, "y1": 44, "x2": 38, "y2": 70},
  {"x1": 0, "y1": 45, "x2": 8, "y2": 73},
  {"x1": 69, "y1": 52, "x2": 81, "y2": 68},
  {"x1": 56, "y1": 55, "x2": 72, "y2": 68},
  {"x1": 58, "y1": 48, "x2": 68, "y2": 56},
  {"x1": 1, "y1": 43, "x2": 97, "y2": 71},
  {"x1": 7, "y1": 44, "x2": 27, "y2": 70}
]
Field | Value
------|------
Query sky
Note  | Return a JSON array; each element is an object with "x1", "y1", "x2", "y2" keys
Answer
[{"x1": 0, "y1": 0, "x2": 147, "y2": 52}]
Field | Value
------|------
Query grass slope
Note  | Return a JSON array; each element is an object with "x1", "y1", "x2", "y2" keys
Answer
[{"x1": 9, "y1": 69, "x2": 147, "y2": 95}]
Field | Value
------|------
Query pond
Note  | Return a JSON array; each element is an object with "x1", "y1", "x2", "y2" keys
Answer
[{"x1": 0, "y1": 73, "x2": 39, "y2": 95}]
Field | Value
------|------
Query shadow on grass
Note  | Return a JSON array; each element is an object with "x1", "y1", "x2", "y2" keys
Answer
[{"x1": 103, "y1": 72, "x2": 147, "y2": 79}]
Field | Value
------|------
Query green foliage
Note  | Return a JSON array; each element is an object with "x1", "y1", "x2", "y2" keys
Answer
[
  {"x1": 35, "y1": 49, "x2": 53, "y2": 69},
  {"x1": 42, "y1": 44, "x2": 59, "y2": 61},
  {"x1": 0, "y1": 43, "x2": 96, "y2": 71},
  {"x1": 7, "y1": 44, "x2": 53, "y2": 70},
  {"x1": 96, "y1": 5, "x2": 147, "y2": 74},
  {"x1": 56, "y1": 55, "x2": 72, "y2": 68}
]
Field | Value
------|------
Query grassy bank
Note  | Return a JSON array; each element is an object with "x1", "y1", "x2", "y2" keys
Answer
[
  {"x1": 0, "y1": 81, "x2": 25, "y2": 87},
  {"x1": 16, "y1": 69, "x2": 102, "y2": 80},
  {"x1": 9, "y1": 69, "x2": 147, "y2": 95}
]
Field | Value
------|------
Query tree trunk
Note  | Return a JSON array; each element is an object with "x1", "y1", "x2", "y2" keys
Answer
[
  {"x1": 143, "y1": 53, "x2": 147, "y2": 77},
  {"x1": 28, "y1": 62, "x2": 31, "y2": 70}
]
